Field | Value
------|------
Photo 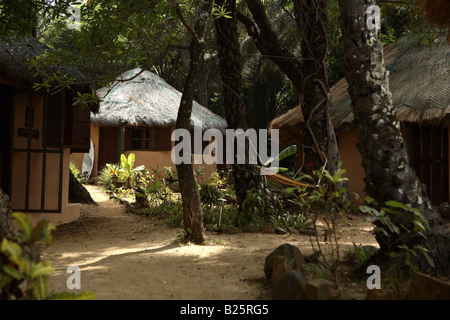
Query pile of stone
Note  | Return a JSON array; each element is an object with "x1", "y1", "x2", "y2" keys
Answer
[
  {"x1": 264, "y1": 243, "x2": 332, "y2": 300},
  {"x1": 265, "y1": 243, "x2": 450, "y2": 300}
]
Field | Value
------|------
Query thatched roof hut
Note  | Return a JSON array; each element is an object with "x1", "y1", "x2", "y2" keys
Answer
[
  {"x1": 269, "y1": 37, "x2": 450, "y2": 146},
  {"x1": 92, "y1": 68, "x2": 227, "y2": 132},
  {"x1": 0, "y1": 37, "x2": 90, "y2": 92}
]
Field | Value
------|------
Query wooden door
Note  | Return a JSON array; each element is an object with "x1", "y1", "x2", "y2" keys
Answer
[
  {"x1": 98, "y1": 127, "x2": 119, "y2": 171},
  {"x1": 411, "y1": 125, "x2": 449, "y2": 205}
]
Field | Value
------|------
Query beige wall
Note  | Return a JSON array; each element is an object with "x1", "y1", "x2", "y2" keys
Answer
[
  {"x1": 337, "y1": 127, "x2": 450, "y2": 204},
  {"x1": 11, "y1": 92, "x2": 79, "y2": 227},
  {"x1": 337, "y1": 130, "x2": 366, "y2": 202},
  {"x1": 70, "y1": 124, "x2": 220, "y2": 184}
]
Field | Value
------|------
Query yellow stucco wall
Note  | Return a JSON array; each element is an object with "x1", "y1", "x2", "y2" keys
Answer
[
  {"x1": 337, "y1": 128, "x2": 450, "y2": 204},
  {"x1": 71, "y1": 124, "x2": 220, "y2": 184},
  {"x1": 11, "y1": 92, "x2": 79, "y2": 227},
  {"x1": 337, "y1": 130, "x2": 366, "y2": 202}
]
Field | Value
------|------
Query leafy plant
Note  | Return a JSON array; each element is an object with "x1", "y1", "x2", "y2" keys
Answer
[
  {"x1": 270, "y1": 212, "x2": 312, "y2": 230},
  {"x1": 194, "y1": 166, "x2": 205, "y2": 180},
  {"x1": 208, "y1": 170, "x2": 227, "y2": 188},
  {"x1": 109, "y1": 153, "x2": 149, "y2": 189},
  {"x1": 302, "y1": 262, "x2": 331, "y2": 280},
  {"x1": 0, "y1": 212, "x2": 95, "y2": 300},
  {"x1": 237, "y1": 188, "x2": 279, "y2": 227},
  {"x1": 203, "y1": 204, "x2": 237, "y2": 228},
  {"x1": 345, "y1": 242, "x2": 377, "y2": 265},
  {"x1": 199, "y1": 184, "x2": 221, "y2": 208},
  {"x1": 162, "y1": 200, "x2": 184, "y2": 228},
  {"x1": 262, "y1": 144, "x2": 297, "y2": 173},
  {"x1": 97, "y1": 163, "x2": 120, "y2": 191},
  {"x1": 164, "y1": 166, "x2": 178, "y2": 182},
  {"x1": 359, "y1": 199, "x2": 435, "y2": 272},
  {"x1": 286, "y1": 163, "x2": 353, "y2": 288},
  {"x1": 69, "y1": 161, "x2": 88, "y2": 184}
]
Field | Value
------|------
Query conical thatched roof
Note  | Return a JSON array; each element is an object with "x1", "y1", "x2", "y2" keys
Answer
[
  {"x1": 92, "y1": 68, "x2": 228, "y2": 132},
  {"x1": 0, "y1": 37, "x2": 89, "y2": 91},
  {"x1": 269, "y1": 37, "x2": 450, "y2": 146}
]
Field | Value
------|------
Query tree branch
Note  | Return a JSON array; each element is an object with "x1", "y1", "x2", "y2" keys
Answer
[{"x1": 168, "y1": 0, "x2": 201, "y2": 45}]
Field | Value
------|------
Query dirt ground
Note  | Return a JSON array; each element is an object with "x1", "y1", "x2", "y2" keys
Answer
[{"x1": 43, "y1": 185, "x2": 378, "y2": 300}]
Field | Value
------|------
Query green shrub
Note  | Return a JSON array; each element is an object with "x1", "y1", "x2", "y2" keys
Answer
[
  {"x1": 162, "y1": 201, "x2": 184, "y2": 228},
  {"x1": 69, "y1": 161, "x2": 88, "y2": 184},
  {"x1": 199, "y1": 184, "x2": 221, "y2": 207},
  {"x1": 0, "y1": 212, "x2": 95, "y2": 300},
  {"x1": 203, "y1": 204, "x2": 237, "y2": 227},
  {"x1": 97, "y1": 163, "x2": 120, "y2": 190}
]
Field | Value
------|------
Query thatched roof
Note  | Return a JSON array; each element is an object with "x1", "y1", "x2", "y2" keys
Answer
[
  {"x1": 0, "y1": 37, "x2": 89, "y2": 92},
  {"x1": 269, "y1": 37, "x2": 450, "y2": 146},
  {"x1": 92, "y1": 68, "x2": 228, "y2": 132}
]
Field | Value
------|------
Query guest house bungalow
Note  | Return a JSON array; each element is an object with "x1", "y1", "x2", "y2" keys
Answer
[
  {"x1": 269, "y1": 37, "x2": 450, "y2": 205},
  {"x1": 0, "y1": 37, "x2": 95, "y2": 226}
]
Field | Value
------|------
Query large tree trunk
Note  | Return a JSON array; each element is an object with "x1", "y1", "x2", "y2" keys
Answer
[
  {"x1": 239, "y1": 0, "x2": 346, "y2": 182},
  {"x1": 215, "y1": 0, "x2": 266, "y2": 209},
  {"x1": 338, "y1": 0, "x2": 449, "y2": 276},
  {"x1": 292, "y1": 0, "x2": 331, "y2": 174},
  {"x1": 173, "y1": 0, "x2": 214, "y2": 244}
]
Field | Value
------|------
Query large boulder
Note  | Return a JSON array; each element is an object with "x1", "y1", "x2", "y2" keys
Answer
[
  {"x1": 305, "y1": 278, "x2": 332, "y2": 300},
  {"x1": 264, "y1": 243, "x2": 305, "y2": 279},
  {"x1": 272, "y1": 270, "x2": 308, "y2": 300},
  {"x1": 406, "y1": 272, "x2": 450, "y2": 300}
]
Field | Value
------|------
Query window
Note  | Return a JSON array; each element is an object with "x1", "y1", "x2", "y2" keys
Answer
[{"x1": 125, "y1": 126, "x2": 171, "y2": 151}]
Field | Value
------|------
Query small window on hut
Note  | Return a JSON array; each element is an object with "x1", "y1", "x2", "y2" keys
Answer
[{"x1": 125, "y1": 127, "x2": 171, "y2": 151}]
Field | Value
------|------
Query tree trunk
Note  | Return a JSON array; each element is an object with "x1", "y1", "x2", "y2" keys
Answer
[
  {"x1": 338, "y1": 0, "x2": 449, "y2": 276},
  {"x1": 215, "y1": 0, "x2": 266, "y2": 209},
  {"x1": 173, "y1": 0, "x2": 214, "y2": 244},
  {"x1": 0, "y1": 189, "x2": 15, "y2": 241},
  {"x1": 239, "y1": 0, "x2": 347, "y2": 182},
  {"x1": 292, "y1": 0, "x2": 331, "y2": 174}
]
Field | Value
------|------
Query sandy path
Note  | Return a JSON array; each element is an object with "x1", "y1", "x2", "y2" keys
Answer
[{"x1": 43, "y1": 185, "x2": 377, "y2": 300}]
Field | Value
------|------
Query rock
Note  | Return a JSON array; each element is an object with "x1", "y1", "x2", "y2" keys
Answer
[
  {"x1": 365, "y1": 288, "x2": 397, "y2": 300},
  {"x1": 264, "y1": 243, "x2": 305, "y2": 279},
  {"x1": 224, "y1": 226, "x2": 242, "y2": 234},
  {"x1": 336, "y1": 290, "x2": 366, "y2": 300},
  {"x1": 259, "y1": 225, "x2": 274, "y2": 234},
  {"x1": 271, "y1": 256, "x2": 293, "y2": 287},
  {"x1": 285, "y1": 227, "x2": 299, "y2": 235},
  {"x1": 299, "y1": 229, "x2": 317, "y2": 236},
  {"x1": 272, "y1": 271, "x2": 308, "y2": 300},
  {"x1": 305, "y1": 278, "x2": 332, "y2": 300},
  {"x1": 243, "y1": 224, "x2": 259, "y2": 233},
  {"x1": 274, "y1": 227, "x2": 287, "y2": 235},
  {"x1": 406, "y1": 272, "x2": 450, "y2": 300},
  {"x1": 205, "y1": 224, "x2": 216, "y2": 232}
]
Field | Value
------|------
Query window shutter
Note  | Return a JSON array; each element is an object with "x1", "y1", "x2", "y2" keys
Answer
[
  {"x1": 67, "y1": 99, "x2": 91, "y2": 153},
  {"x1": 46, "y1": 91, "x2": 64, "y2": 149},
  {"x1": 156, "y1": 127, "x2": 172, "y2": 151}
]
